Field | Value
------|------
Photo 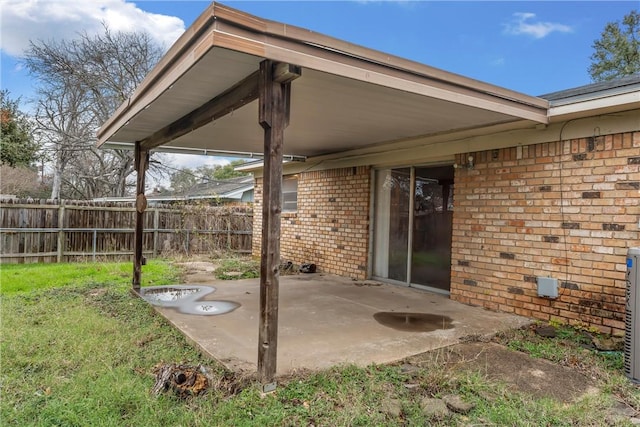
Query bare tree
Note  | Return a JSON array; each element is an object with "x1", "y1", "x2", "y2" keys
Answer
[
  {"x1": 169, "y1": 161, "x2": 249, "y2": 192},
  {"x1": 0, "y1": 165, "x2": 50, "y2": 198},
  {"x1": 33, "y1": 81, "x2": 95, "y2": 199},
  {"x1": 24, "y1": 25, "x2": 168, "y2": 200}
]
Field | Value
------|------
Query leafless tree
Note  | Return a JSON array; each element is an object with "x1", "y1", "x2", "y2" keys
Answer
[
  {"x1": 24, "y1": 25, "x2": 169, "y2": 200},
  {"x1": 0, "y1": 165, "x2": 50, "y2": 198}
]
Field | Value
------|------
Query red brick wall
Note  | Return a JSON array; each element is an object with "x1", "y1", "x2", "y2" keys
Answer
[
  {"x1": 451, "y1": 131, "x2": 640, "y2": 335},
  {"x1": 253, "y1": 166, "x2": 370, "y2": 279}
]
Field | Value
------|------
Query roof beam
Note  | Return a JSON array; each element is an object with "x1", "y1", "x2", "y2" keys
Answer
[
  {"x1": 139, "y1": 69, "x2": 260, "y2": 150},
  {"x1": 102, "y1": 141, "x2": 307, "y2": 162}
]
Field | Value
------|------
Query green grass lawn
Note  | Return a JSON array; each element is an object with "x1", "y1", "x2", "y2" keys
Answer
[
  {"x1": 0, "y1": 260, "x2": 181, "y2": 295},
  {"x1": 1, "y1": 261, "x2": 638, "y2": 426}
]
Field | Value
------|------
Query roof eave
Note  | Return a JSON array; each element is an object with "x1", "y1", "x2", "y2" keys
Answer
[{"x1": 97, "y1": 2, "x2": 548, "y2": 148}]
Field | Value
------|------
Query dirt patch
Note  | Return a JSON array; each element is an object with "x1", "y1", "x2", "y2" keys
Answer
[
  {"x1": 86, "y1": 288, "x2": 108, "y2": 298},
  {"x1": 185, "y1": 272, "x2": 218, "y2": 283},
  {"x1": 175, "y1": 261, "x2": 219, "y2": 283},
  {"x1": 407, "y1": 342, "x2": 598, "y2": 403},
  {"x1": 352, "y1": 280, "x2": 382, "y2": 287},
  {"x1": 176, "y1": 261, "x2": 218, "y2": 273}
]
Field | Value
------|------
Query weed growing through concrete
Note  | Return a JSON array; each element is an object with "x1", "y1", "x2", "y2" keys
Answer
[{"x1": 214, "y1": 257, "x2": 260, "y2": 280}]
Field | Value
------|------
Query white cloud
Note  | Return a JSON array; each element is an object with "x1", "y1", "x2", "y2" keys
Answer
[
  {"x1": 504, "y1": 12, "x2": 573, "y2": 39},
  {"x1": 0, "y1": 0, "x2": 185, "y2": 57}
]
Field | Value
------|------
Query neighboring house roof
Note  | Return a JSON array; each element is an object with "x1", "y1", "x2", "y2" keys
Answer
[
  {"x1": 97, "y1": 2, "x2": 548, "y2": 160},
  {"x1": 94, "y1": 176, "x2": 254, "y2": 203},
  {"x1": 155, "y1": 176, "x2": 254, "y2": 201},
  {"x1": 540, "y1": 74, "x2": 640, "y2": 104},
  {"x1": 539, "y1": 74, "x2": 640, "y2": 122}
]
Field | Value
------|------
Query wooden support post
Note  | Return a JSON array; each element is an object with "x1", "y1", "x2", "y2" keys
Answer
[
  {"x1": 133, "y1": 142, "x2": 149, "y2": 292},
  {"x1": 257, "y1": 60, "x2": 299, "y2": 388}
]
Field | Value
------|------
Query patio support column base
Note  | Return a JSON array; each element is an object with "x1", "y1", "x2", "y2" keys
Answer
[{"x1": 133, "y1": 142, "x2": 149, "y2": 292}]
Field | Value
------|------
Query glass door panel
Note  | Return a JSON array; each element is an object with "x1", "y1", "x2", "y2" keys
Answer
[
  {"x1": 373, "y1": 168, "x2": 410, "y2": 282},
  {"x1": 387, "y1": 168, "x2": 411, "y2": 282},
  {"x1": 411, "y1": 167, "x2": 453, "y2": 291},
  {"x1": 373, "y1": 166, "x2": 453, "y2": 292}
]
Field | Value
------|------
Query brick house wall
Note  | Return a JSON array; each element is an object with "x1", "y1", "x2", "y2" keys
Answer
[
  {"x1": 451, "y1": 131, "x2": 640, "y2": 335},
  {"x1": 253, "y1": 166, "x2": 370, "y2": 279},
  {"x1": 250, "y1": 131, "x2": 637, "y2": 334}
]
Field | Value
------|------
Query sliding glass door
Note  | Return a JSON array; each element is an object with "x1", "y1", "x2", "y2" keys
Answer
[
  {"x1": 373, "y1": 167, "x2": 412, "y2": 285},
  {"x1": 373, "y1": 165, "x2": 454, "y2": 293}
]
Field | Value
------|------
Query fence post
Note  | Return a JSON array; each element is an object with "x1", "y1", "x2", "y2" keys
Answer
[
  {"x1": 92, "y1": 229, "x2": 97, "y2": 262},
  {"x1": 57, "y1": 202, "x2": 65, "y2": 263},
  {"x1": 227, "y1": 213, "x2": 232, "y2": 251},
  {"x1": 153, "y1": 208, "x2": 159, "y2": 258}
]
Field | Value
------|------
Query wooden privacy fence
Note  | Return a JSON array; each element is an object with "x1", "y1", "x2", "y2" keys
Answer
[{"x1": 0, "y1": 199, "x2": 253, "y2": 264}]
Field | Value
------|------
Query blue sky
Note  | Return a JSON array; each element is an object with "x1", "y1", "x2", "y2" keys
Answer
[
  {"x1": 1, "y1": 0, "x2": 637, "y2": 104},
  {"x1": 0, "y1": 1, "x2": 636, "y2": 174}
]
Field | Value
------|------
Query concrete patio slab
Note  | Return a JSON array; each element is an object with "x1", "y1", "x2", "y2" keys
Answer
[{"x1": 148, "y1": 274, "x2": 531, "y2": 375}]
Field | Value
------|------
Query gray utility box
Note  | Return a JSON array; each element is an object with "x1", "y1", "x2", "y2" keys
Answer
[
  {"x1": 537, "y1": 276, "x2": 558, "y2": 299},
  {"x1": 625, "y1": 247, "x2": 640, "y2": 384}
]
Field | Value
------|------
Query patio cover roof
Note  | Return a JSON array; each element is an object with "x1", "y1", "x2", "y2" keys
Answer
[
  {"x1": 97, "y1": 2, "x2": 549, "y2": 159},
  {"x1": 99, "y1": 1, "x2": 551, "y2": 388}
]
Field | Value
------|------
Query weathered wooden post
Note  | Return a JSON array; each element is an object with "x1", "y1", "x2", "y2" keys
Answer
[
  {"x1": 133, "y1": 142, "x2": 149, "y2": 292},
  {"x1": 153, "y1": 208, "x2": 160, "y2": 257},
  {"x1": 257, "y1": 60, "x2": 300, "y2": 390},
  {"x1": 57, "y1": 201, "x2": 65, "y2": 263}
]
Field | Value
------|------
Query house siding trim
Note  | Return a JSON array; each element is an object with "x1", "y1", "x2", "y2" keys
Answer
[{"x1": 252, "y1": 109, "x2": 639, "y2": 176}]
